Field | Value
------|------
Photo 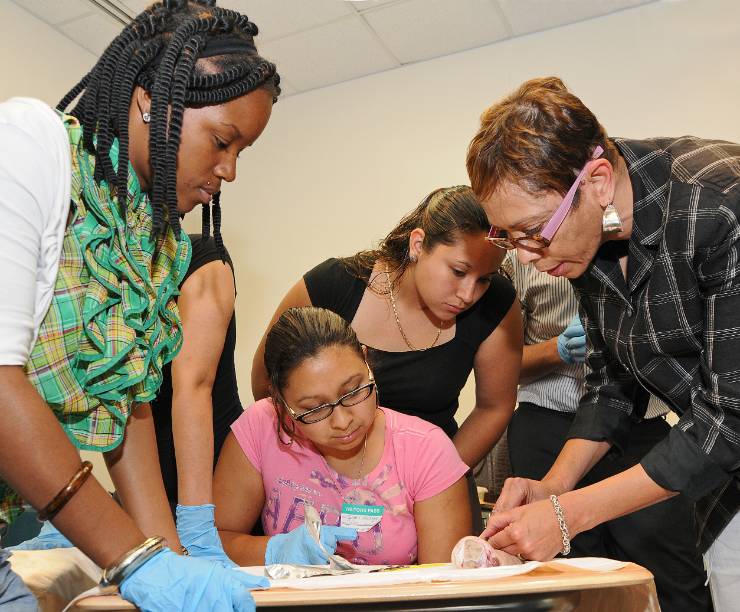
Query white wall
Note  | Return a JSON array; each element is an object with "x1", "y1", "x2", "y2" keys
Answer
[
  {"x1": 0, "y1": 1, "x2": 96, "y2": 103},
  {"x1": 190, "y1": 0, "x2": 740, "y2": 424},
  {"x1": 3, "y1": 0, "x2": 737, "y2": 480}
]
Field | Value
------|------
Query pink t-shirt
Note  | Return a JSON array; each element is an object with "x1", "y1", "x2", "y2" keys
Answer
[{"x1": 231, "y1": 399, "x2": 469, "y2": 565}]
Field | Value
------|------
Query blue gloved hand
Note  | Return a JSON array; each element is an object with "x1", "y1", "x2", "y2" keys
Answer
[
  {"x1": 557, "y1": 314, "x2": 586, "y2": 364},
  {"x1": 120, "y1": 547, "x2": 268, "y2": 612},
  {"x1": 8, "y1": 521, "x2": 74, "y2": 550},
  {"x1": 264, "y1": 524, "x2": 357, "y2": 565},
  {"x1": 176, "y1": 503, "x2": 236, "y2": 568}
]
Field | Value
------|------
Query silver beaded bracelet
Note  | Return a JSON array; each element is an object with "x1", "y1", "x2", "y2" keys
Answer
[{"x1": 549, "y1": 495, "x2": 571, "y2": 556}]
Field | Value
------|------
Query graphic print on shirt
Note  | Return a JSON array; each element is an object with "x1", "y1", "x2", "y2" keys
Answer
[
  {"x1": 244, "y1": 403, "x2": 468, "y2": 566},
  {"x1": 369, "y1": 464, "x2": 410, "y2": 517},
  {"x1": 263, "y1": 486, "x2": 281, "y2": 532},
  {"x1": 310, "y1": 468, "x2": 383, "y2": 562}
]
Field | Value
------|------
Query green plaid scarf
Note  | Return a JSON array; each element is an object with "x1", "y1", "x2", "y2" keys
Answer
[{"x1": 0, "y1": 113, "x2": 190, "y2": 528}]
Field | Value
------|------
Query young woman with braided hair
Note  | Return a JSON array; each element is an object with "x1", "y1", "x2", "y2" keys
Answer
[{"x1": 0, "y1": 1, "x2": 278, "y2": 610}]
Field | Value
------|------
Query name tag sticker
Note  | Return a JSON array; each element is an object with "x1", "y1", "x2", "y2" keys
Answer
[{"x1": 340, "y1": 503, "x2": 384, "y2": 532}]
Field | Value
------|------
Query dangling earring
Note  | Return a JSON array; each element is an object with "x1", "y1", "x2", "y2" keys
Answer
[
  {"x1": 142, "y1": 112, "x2": 151, "y2": 124},
  {"x1": 602, "y1": 202, "x2": 623, "y2": 234}
]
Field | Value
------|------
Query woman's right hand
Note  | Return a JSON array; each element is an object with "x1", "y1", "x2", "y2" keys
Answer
[
  {"x1": 264, "y1": 524, "x2": 357, "y2": 565},
  {"x1": 482, "y1": 478, "x2": 557, "y2": 539},
  {"x1": 119, "y1": 548, "x2": 268, "y2": 612}
]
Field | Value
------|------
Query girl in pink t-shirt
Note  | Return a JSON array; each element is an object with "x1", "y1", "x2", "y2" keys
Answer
[{"x1": 215, "y1": 307, "x2": 471, "y2": 566}]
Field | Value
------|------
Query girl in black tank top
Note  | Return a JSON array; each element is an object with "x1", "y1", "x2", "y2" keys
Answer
[{"x1": 252, "y1": 187, "x2": 523, "y2": 532}]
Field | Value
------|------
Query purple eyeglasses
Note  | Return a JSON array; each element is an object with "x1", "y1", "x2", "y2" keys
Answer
[{"x1": 486, "y1": 145, "x2": 605, "y2": 250}]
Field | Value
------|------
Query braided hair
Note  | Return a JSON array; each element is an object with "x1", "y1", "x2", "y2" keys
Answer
[{"x1": 57, "y1": 0, "x2": 280, "y2": 248}]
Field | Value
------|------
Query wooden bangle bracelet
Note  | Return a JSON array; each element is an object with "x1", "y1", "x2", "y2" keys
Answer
[{"x1": 37, "y1": 460, "x2": 94, "y2": 522}]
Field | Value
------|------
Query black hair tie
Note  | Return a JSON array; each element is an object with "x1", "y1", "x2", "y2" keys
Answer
[{"x1": 200, "y1": 36, "x2": 256, "y2": 58}]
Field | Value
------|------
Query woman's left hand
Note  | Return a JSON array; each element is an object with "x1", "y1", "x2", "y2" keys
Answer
[
  {"x1": 482, "y1": 498, "x2": 566, "y2": 562},
  {"x1": 176, "y1": 504, "x2": 236, "y2": 568}
]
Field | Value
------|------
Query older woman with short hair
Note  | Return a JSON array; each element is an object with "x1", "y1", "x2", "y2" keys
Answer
[{"x1": 467, "y1": 76, "x2": 740, "y2": 611}]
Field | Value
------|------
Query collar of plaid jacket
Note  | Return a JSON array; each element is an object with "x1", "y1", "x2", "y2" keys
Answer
[
  {"x1": 616, "y1": 138, "x2": 671, "y2": 249},
  {"x1": 585, "y1": 138, "x2": 672, "y2": 301}
]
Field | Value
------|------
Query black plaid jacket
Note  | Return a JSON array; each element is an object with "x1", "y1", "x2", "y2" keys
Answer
[{"x1": 568, "y1": 136, "x2": 740, "y2": 552}]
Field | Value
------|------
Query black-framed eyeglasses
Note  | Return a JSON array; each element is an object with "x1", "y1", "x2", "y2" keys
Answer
[{"x1": 283, "y1": 380, "x2": 376, "y2": 424}]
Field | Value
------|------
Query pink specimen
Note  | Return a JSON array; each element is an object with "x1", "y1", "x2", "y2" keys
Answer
[{"x1": 451, "y1": 536, "x2": 523, "y2": 569}]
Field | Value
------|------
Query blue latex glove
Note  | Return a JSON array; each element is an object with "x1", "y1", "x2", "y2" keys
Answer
[
  {"x1": 120, "y1": 547, "x2": 268, "y2": 612},
  {"x1": 557, "y1": 314, "x2": 586, "y2": 364},
  {"x1": 264, "y1": 524, "x2": 357, "y2": 565},
  {"x1": 8, "y1": 521, "x2": 74, "y2": 550},
  {"x1": 176, "y1": 503, "x2": 236, "y2": 568}
]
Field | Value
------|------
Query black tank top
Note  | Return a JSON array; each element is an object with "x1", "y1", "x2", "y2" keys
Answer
[
  {"x1": 152, "y1": 235, "x2": 243, "y2": 506},
  {"x1": 304, "y1": 258, "x2": 516, "y2": 438}
]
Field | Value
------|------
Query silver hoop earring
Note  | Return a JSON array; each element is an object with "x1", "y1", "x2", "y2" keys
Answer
[
  {"x1": 142, "y1": 112, "x2": 151, "y2": 124},
  {"x1": 602, "y1": 202, "x2": 623, "y2": 234}
]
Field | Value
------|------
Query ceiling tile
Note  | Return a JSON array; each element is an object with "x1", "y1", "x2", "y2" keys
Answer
[
  {"x1": 363, "y1": 0, "x2": 510, "y2": 64},
  {"x1": 16, "y1": 0, "x2": 661, "y2": 98},
  {"x1": 497, "y1": 0, "x2": 653, "y2": 36},
  {"x1": 363, "y1": 0, "x2": 509, "y2": 64},
  {"x1": 58, "y1": 12, "x2": 124, "y2": 57},
  {"x1": 10, "y1": 0, "x2": 93, "y2": 25},
  {"x1": 236, "y1": 0, "x2": 355, "y2": 41},
  {"x1": 276, "y1": 77, "x2": 297, "y2": 97},
  {"x1": 259, "y1": 15, "x2": 399, "y2": 92},
  {"x1": 118, "y1": 0, "x2": 152, "y2": 15},
  {"x1": 349, "y1": 0, "x2": 404, "y2": 11},
  {"x1": 119, "y1": 0, "x2": 354, "y2": 41}
]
